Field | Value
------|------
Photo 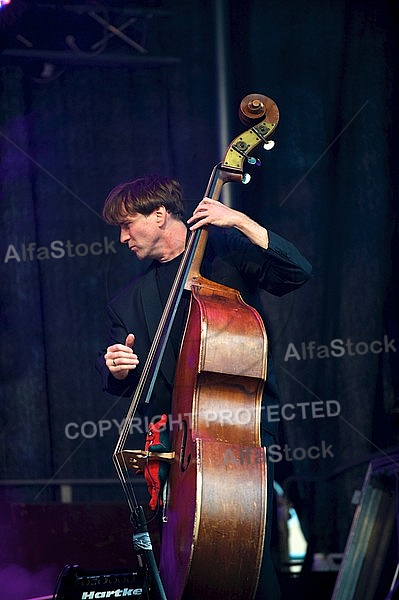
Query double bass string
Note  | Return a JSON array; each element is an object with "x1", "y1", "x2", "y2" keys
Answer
[
  {"x1": 113, "y1": 98, "x2": 278, "y2": 514},
  {"x1": 113, "y1": 165, "x2": 242, "y2": 512}
]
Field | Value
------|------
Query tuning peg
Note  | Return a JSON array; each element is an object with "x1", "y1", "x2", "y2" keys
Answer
[
  {"x1": 263, "y1": 140, "x2": 275, "y2": 151},
  {"x1": 247, "y1": 156, "x2": 262, "y2": 167},
  {"x1": 242, "y1": 173, "x2": 252, "y2": 184}
]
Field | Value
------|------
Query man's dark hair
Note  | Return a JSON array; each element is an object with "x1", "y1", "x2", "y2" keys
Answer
[{"x1": 102, "y1": 175, "x2": 184, "y2": 225}]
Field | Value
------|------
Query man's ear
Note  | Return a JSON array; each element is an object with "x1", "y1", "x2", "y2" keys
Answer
[{"x1": 155, "y1": 205, "x2": 168, "y2": 226}]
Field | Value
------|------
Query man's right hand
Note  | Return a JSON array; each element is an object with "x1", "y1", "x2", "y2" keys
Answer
[{"x1": 105, "y1": 333, "x2": 139, "y2": 380}]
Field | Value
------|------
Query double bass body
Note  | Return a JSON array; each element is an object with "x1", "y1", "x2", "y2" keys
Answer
[{"x1": 159, "y1": 275, "x2": 268, "y2": 600}]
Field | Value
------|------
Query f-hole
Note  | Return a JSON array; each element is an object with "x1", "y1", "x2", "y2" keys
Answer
[{"x1": 179, "y1": 419, "x2": 191, "y2": 472}]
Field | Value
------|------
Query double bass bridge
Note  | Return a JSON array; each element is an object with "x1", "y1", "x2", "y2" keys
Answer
[{"x1": 118, "y1": 448, "x2": 175, "y2": 472}]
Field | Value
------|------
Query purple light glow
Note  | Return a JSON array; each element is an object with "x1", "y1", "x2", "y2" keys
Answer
[{"x1": 0, "y1": 563, "x2": 58, "y2": 600}]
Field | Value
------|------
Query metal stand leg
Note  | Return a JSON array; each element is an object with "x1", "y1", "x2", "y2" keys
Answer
[{"x1": 132, "y1": 505, "x2": 168, "y2": 600}]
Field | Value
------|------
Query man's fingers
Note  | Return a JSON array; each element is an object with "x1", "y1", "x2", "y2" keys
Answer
[
  {"x1": 106, "y1": 343, "x2": 126, "y2": 354},
  {"x1": 105, "y1": 335, "x2": 139, "y2": 377},
  {"x1": 105, "y1": 352, "x2": 139, "y2": 379},
  {"x1": 111, "y1": 353, "x2": 138, "y2": 363},
  {"x1": 105, "y1": 350, "x2": 139, "y2": 364},
  {"x1": 106, "y1": 342, "x2": 134, "y2": 354}
]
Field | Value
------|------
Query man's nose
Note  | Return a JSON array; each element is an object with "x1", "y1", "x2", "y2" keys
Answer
[{"x1": 120, "y1": 229, "x2": 129, "y2": 243}]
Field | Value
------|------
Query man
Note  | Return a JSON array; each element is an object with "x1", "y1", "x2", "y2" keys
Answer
[{"x1": 96, "y1": 174, "x2": 312, "y2": 599}]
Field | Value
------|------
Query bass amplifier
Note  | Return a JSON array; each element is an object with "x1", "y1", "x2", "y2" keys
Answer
[{"x1": 52, "y1": 564, "x2": 148, "y2": 599}]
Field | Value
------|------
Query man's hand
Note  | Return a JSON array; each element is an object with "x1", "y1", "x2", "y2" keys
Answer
[
  {"x1": 187, "y1": 197, "x2": 241, "y2": 230},
  {"x1": 187, "y1": 197, "x2": 269, "y2": 249},
  {"x1": 105, "y1": 333, "x2": 139, "y2": 380}
]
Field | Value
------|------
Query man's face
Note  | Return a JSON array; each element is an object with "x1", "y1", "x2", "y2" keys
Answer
[{"x1": 119, "y1": 209, "x2": 162, "y2": 260}]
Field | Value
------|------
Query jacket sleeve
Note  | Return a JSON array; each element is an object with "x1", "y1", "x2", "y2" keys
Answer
[{"x1": 227, "y1": 228, "x2": 313, "y2": 296}]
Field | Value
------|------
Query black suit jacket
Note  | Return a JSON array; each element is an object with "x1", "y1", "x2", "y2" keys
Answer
[{"x1": 96, "y1": 226, "x2": 312, "y2": 443}]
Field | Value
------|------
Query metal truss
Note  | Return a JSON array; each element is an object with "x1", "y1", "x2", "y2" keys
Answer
[{"x1": 0, "y1": 2, "x2": 180, "y2": 69}]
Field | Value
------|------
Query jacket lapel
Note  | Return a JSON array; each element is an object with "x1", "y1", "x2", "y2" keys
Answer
[{"x1": 140, "y1": 266, "x2": 177, "y2": 387}]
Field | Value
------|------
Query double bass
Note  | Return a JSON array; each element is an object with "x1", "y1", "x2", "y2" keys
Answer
[{"x1": 113, "y1": 94, "x2": 279, "y2": 600}]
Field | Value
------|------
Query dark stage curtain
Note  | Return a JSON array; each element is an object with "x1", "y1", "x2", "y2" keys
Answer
[{"x1": 0, "y1": 0, "x2": 398, "y2": 565}]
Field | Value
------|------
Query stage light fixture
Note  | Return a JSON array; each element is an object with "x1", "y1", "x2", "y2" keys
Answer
[{"x1": 0, "y1": 0, "x2": 12, "y2": 9}]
